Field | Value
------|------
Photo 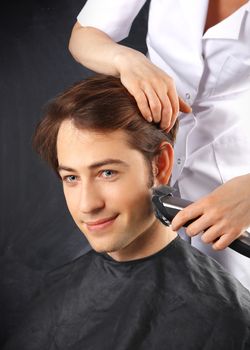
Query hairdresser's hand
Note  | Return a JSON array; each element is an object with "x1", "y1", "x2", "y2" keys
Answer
[
  {"x1": 171, "y1": 174, "x2": 250, "y2": 250},
  {"x1": 115, "y1": 50, "x2": 192, "y2": 131}
]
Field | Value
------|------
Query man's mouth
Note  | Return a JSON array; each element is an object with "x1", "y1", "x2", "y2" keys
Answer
[{"x1": 84, "y1": 215, "x2": 118, "y2": 232}]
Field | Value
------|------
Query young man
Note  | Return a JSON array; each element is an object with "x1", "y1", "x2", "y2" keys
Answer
[
  {"x1": 4, "y1": 75, "x2": 250, "y2": 350},
  {"x1": 69, "y1": 0, "x2": 250, "y2": 290}
]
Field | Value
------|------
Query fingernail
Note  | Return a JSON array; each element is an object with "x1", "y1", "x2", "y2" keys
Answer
[
  {"x1": 147, "y1": 117, "x2": 153, "y2": 122},
  {"x1": 170, "y1": 223, "x2": 177, "y2": 231}
]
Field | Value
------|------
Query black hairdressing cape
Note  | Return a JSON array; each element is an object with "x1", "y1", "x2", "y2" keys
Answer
[{"x1": 4, "y1": 237, "x2": 250, "y2": 350}]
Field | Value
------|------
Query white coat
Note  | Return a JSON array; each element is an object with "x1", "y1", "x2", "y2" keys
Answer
[{"x1": 77, "y1": 0, "x2": 250, "y2": 289}]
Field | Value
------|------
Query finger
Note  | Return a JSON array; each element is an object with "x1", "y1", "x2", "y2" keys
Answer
[
  {"x1": 159, "y1": 95, "x2": 172, "y2": 130},
  {"x1": 212, "y1": 233, "x2": 236, "y2": 251},
  {"x1": 201, "y1": 225, "x2": 223, "y2": 244},
  {"x1": 185, "y1": 214, "x2": 214, "y2": 237},
  {"x1": 164, "y1": 111, "x2": 178, "y2": 132},
  {"x1": 179, "y1": 96, "x2": 192, "y2": 114},
  {"x1": 143, "y1": 87, "x2": 162, "y2": 123},
  {"x1": 163, "y1": 84, "x2": 179, "y2": 131},
  {"x1": 171, "y1": 203, "x2": 203, "y2": 231},
  {"x1": 152, "y1": 82, "x2": 173, "y2": 129},
  {"x1": 133, "y1": 90, "x2": 153, "y2": 122}
]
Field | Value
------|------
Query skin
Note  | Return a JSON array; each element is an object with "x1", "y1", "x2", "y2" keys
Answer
[
  {"x1": 57, "y1": 120, "x2": 176, "y2": 262},
  {"x1": 205, "y1": 0, "x2": 248, "y2": 33}
]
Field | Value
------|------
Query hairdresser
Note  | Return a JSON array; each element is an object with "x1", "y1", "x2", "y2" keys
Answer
[{"x1": 69, "y1": 0, "x2": 250, "y2": 289}]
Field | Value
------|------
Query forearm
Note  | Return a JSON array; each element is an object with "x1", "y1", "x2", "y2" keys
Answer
[
  {"x1": 69, "y1": 22, "x2": 143, "y2": 76},
  {"x1": 68, "y1": 21, "x2": 191, "y2": 128}
]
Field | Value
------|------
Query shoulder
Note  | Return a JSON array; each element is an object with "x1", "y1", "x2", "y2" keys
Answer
[
  {"x1": 3, "y1": 250, "x2": 98, "y2": 349},
  {"x1": 168, "y1": 237, "x2": 250, "y2": 313},
  {"x1": 166, "y1": 238, "x2": 250, "y2": 344},
  {"x1": 44, "y1": 249, "x2": 96, "y2": 288}
]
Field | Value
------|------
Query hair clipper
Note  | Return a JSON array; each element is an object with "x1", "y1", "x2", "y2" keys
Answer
[{"x1": 152, "y1": 185, "x2": 250, "y2": 258}]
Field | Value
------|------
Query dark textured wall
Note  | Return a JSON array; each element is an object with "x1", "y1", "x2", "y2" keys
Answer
[{"x1": 0, "y1": 0, "x2": 149, "y2": 345}]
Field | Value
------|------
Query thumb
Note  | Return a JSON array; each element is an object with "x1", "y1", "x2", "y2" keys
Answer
[{"x1": 179, "y1": 96, "x2": 192, "y2": 114}]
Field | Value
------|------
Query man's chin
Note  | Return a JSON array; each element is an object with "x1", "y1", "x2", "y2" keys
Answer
[
  {"x1": 88, "y1": 240, "x2": 110, "y2": 253},
  {"x1": 89, "y1": 241, "x2": 124, "y2": 255}
]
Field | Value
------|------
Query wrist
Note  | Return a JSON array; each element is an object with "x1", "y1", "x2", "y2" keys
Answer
[{"x1": 113, "y1": 47, "x2": 145, "y2": 76}]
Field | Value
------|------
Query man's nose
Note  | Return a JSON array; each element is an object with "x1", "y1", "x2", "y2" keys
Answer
[{"x1": 79, "y1": 183, "x2": 105, "y2": 214}]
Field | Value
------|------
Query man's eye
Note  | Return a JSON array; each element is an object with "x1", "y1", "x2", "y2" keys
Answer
[
  {"x1": 64, "y1": 175, "x2": 78, "y2": 183},
  {"x1": 101, "y1": 170, "x2": 116, "y2": 178}
]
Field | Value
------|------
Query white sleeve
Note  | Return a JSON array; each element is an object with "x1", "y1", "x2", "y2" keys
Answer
[{"x1": 77, "y1": 0, "x2": 147, "y2": 42}]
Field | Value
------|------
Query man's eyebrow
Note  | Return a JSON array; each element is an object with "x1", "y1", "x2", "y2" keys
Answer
[
  {"x1": 58, "y1": 165, "x2": 76, "y2": 173},
  {"x1": 58, "y1": 159, "x2": 129, "y2": 172},
  {"x1": 88, "y1": 159, "x2": 129, "y2": 169}
]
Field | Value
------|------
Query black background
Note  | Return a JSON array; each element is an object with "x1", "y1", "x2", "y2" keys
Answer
[{"x1": 0, "y1": 0, "x2": 149, "y2": 345}]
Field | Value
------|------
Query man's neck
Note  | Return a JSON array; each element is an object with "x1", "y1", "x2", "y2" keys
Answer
[{"x1": 108, "y1": 221, "x2": 177, "y2": 262}]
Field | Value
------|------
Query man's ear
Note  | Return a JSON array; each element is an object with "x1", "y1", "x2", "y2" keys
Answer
[{"x1": 153, "y1": 142, "x2": 174, "y2": 186}]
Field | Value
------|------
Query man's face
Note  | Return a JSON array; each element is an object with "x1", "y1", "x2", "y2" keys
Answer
[{"x1": 57, "y1": 120, "x2": 160, "y2": 257}]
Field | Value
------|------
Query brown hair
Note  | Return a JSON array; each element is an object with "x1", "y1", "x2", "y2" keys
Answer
[{"x1": 33, "y1": 75, "x2": 178, "y2": 176}]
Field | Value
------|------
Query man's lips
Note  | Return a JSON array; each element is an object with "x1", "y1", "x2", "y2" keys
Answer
[{"x1": 84, "y1": 215, "x2": 118, "y2": 231}]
